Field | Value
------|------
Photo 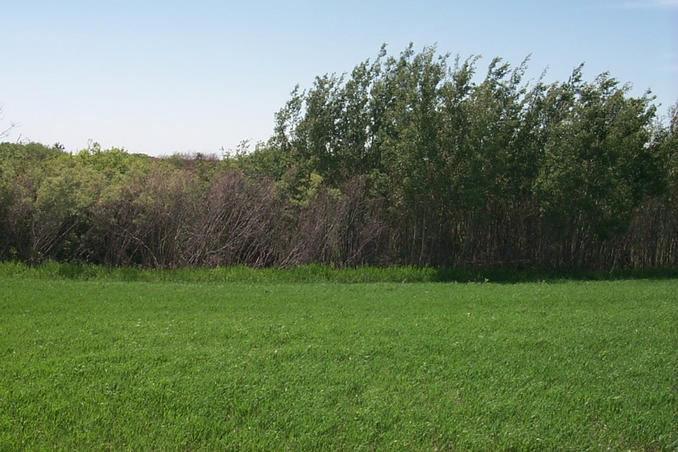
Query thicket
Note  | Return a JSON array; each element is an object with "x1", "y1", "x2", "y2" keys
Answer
[{"x1": 1, "y1": 45, "x2": 677, "y2": 270}]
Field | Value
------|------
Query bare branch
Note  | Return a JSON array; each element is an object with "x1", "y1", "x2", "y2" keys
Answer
[{"x1": 0, "y1": 107, "x2": 16, "y2": 140}]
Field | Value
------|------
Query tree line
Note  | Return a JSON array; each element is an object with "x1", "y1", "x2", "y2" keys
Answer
[{"x1": 1, "y1": 45, "x2": 677, "y2": 269}]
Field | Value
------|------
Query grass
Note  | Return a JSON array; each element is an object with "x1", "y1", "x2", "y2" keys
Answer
[
  {"x1": 1, "y1": 260, "x2": 677, "y2": 283},
  {"x1": 1, "y1": 276, "x2": 676, "y2": 450}
]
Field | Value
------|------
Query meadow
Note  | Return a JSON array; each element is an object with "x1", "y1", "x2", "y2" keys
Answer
[{"x1": 1, "y1": 272, "x2": 676, "y2": 450}]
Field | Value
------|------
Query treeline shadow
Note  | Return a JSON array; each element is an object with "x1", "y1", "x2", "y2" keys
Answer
[{"x1": 430, "y1": 266, "x2": 678, "y2": 283}]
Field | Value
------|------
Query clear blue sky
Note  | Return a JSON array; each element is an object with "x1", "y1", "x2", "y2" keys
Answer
[{"x1": 2, "y1": 0, "x2": 676, "y2": 156}]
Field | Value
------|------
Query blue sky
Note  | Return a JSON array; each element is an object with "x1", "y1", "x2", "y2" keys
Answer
[{"x1": 2, "y1": 0, "x2": 676, "y2": 156}]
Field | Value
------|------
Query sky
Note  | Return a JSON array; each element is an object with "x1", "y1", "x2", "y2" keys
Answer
[{"x1": 2, "y1": 0, "x2": 677, "y2": 156}]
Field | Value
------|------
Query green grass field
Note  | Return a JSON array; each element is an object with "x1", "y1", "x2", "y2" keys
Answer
[{"x1": 1, "y1": 276, "x2": 676, "y2": 450}]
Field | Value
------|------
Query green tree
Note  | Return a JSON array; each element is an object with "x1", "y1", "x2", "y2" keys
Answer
[{"x1": 534, "y1": 70, "x2": 660, "y2": 240}]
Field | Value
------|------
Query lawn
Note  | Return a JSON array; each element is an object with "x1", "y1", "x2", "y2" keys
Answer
[{"x1": 1, "y1": 277, "x2": 676, "y2": 450}]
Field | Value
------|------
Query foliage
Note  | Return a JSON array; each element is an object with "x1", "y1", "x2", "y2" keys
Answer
[{"x1": 0, "y1": 45, "x2": 676, "y2": 269}]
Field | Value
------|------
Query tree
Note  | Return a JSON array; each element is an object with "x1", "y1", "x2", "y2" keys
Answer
[{"x1": 534, "y1": 71, "x2": 660, "y2": 240}]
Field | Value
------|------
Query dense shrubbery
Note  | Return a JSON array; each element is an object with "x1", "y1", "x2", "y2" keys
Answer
[{"x1": 1, "y1": 45, "x2": 677, "y2": 269}]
